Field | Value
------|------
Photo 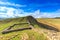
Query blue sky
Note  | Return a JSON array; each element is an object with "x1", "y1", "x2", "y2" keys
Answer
[{"x1": 0, "y1": 0, "x2": 60, "y2": 18}]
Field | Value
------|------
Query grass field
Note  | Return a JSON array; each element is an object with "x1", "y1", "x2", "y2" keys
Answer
[
  {"x1": 0, "y1": 16, "x2": 60, "y2": 40},
  {"x1": 36, "y1": 18, "x2": 60, "y2": 31},
  {"x1": 0, "y1": 17, "x2": 47, "y2": 40}
]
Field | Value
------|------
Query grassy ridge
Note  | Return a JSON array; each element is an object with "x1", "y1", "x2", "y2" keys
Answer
[{"x1": 0, "y1": 17, "x2": 47, "y2": 40}]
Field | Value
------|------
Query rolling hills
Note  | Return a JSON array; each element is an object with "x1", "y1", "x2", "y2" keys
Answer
[{"x1": 0, "y1": 16, "x2": 60, "y2": 40}]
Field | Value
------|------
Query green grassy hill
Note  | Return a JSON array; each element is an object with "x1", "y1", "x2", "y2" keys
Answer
[
  {"x1": 0, "y1": 16, "x2": 47, "y2": 40},
  {"x1": 0, "y1": 16, "x2": 60, "y2": 40}
]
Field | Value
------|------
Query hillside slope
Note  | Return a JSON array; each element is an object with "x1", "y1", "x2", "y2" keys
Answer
[
  {"x1": 0, "y1": 16, "x2": 60, "y2": 40},
  {"x1": 37, "y1": 18, "x2": 60, "y2": 31},
  {"x1": 37, "y1": 18, "x2": 60, "y2": 40},
  {"x1": 0, "y1": 16, "x2": 47, "y2": 40}
]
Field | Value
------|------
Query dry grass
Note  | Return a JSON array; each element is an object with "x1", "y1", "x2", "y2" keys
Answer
[{"x1": 36, "y1": 18, "x2": 60, "y2": 30}]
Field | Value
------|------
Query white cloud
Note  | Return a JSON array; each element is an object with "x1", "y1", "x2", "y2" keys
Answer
[
  {"x1": 0, "y1": 1, "x2": 26, "y2": 7},
  {"x1": 26, "y1": 9, "x2": 60, "y2": 18},
  {"x1": 31, "y1": 10, "x2": 41, "y2": 18},
  {"x1": 0, "y1": 6, "x2": 60, "y2": 18},
  {"x1": 39, "y1": 12, "x2": 60, "y2": 18},
  {"x1": 0, "y1": 6, "x2": 27, "y2": 18}
]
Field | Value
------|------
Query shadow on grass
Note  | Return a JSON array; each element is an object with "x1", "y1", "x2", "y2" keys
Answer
[
  {"x1": 2, "y1": 27, "x2": 32, "y2": 34},
  {"x1": 27, "y1": 16, "x2": 60, "y2": 32},
  {"x1": 2, "y1": 23, "x2": 31, "y2": 34},
  {"x1": 37, "y1": 22, "x2": 59, "y2": 32},
  {"x1": 7, "y1": 23, "x2": 28, "y2": 30}
]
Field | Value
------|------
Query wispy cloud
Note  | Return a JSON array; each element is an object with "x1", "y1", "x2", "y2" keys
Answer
[
  {"x1": 0, "y1": 6, "x2": 28, "y2": 18},
  {"x1": 37, "y1": 10, "x2": 60, "y2": 18},
  {"x1": 0, "y1": 6, "x2": 60, "y2": 18},
  {"x1": 0, "y1": 1, "x2": 26, "y2": 7},
  {"x1": 27, "y1": 9, "x2": 60, "y2": 18}
]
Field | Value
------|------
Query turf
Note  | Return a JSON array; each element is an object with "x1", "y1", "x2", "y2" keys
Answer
[
  {"x1": 0, "y1": 16, "x2": 47, "y2": 40},
  {"x1": 36, "y1": 18, "x2": 60, "y2": 31}
]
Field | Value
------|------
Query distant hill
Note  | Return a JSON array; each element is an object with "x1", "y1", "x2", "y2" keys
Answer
[{"x1": 55, "y1": 17, "x2": 60, "y2": 19}]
